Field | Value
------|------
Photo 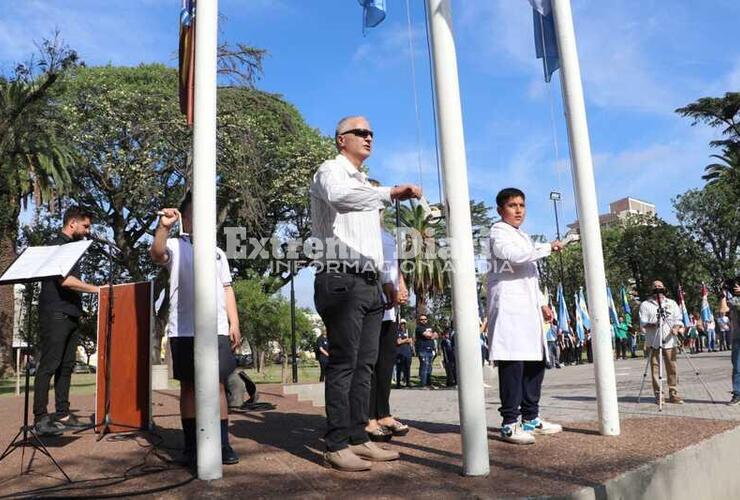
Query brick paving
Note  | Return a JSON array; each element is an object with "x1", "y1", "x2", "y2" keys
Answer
[
  {"x1": 390, "y1": 350, "x2": 740, "y2": 426},
  {"x1": 0, "y1": 350, "x2": 736, "y2": 499}
]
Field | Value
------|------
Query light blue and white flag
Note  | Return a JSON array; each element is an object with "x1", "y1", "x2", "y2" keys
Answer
[
  {"x1": 700, "y1": 284, "x2": 714, "y2": 323},
  {"x1": 557, "y1": 283, "x2": 570, "y2": 333},
  {"x1": 528, "y1": 0, "x2": 559, "y2": 82},
  {"x1": 619, "y1": 285, "x2": 632, "y2": 316},
  {"x1": 358, "y1": 0, "x2": 386, "y2": 31},
  {"x1": 606, "y1": 285, "x2": 620, "y2": 325},
  {"x1": 574, "y1": 292, "x2": 585, "y2": 341},
  {"x1": 577, "y1": 287, "x2": 591, "y2": 330}
]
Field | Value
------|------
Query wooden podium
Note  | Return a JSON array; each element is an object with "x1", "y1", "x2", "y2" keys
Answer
[{"x1": 95, "y1": 281, "x2": 153, "y2": 434}]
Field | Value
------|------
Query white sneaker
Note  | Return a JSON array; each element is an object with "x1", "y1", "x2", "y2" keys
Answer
[
  {"x1": 523, "y1": 417, "x2": 562, "y2": 435},
  {"x1": 500, "y1": 422, "x2": 535, "y2": 445}
]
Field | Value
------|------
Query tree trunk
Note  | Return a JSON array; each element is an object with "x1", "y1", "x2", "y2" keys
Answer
[
  {"x1": 0, "y1": 223, "x2": 18, "y2": 376},
  {"x1": 415, "y1": 291, "x2": 427, "y2": 317}
]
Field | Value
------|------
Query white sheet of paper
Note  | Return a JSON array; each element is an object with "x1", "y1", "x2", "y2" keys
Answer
[{"x1": 0, "y1": 240, "x2": 92, "y2": 284}]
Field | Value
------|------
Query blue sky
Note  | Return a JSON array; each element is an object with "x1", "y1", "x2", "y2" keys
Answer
[{"x1": 2, "y1": 0, "x2": 738, "y2": 308}]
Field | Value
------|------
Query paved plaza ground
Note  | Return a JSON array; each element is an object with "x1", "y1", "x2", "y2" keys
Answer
[{"x1": 0, "y1": 350, "x2": 737, "y2": 498}]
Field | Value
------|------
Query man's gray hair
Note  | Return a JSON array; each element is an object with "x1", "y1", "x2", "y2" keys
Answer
[{"x1": 334, "y1": 115, "x2": 364, "y2": 150}]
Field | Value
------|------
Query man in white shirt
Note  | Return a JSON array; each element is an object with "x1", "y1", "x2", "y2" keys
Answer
[
  {"x1": 639, "y1": 280, "x2": 685, "y2": 405},
  {"x1": 309, "y1": 115, "x2": 420, "y2": 471},
  {"x1": 151, "y1": 193, "x2": 242, "y2": 467},
  {"x1": 486, "y1": 188, "x2": 563, "y2": 445}
]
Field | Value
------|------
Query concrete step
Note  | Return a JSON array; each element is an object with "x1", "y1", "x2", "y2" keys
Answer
[{"x1": 282, "y1": 382, "x2": 325, "y2": 407}]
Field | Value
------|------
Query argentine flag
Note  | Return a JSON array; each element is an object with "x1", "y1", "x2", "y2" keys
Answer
[
  {"x1": 700, "y1": 284, "x2": 714, "y2": 323},
  {"x1": 557, "y1": 283, "x2": 570, "y2": 333}
]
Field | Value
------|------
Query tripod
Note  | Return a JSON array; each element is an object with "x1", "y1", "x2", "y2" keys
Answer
[
  {"x1": 0, "y1": 346, "x2": 71, "y2": 482},
  {"x1": 637, "y1": 294, "x2": 668, "y2": 411},
  {"x1": 637, "y1": 294, "x2": 715, "y2": 408}
]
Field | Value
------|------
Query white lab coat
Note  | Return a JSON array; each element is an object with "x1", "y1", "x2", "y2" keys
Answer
[{"x1": 486, "y1": 221, "x2": 551, "y2": 361}]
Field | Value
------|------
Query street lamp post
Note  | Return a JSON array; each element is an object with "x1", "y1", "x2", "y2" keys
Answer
[
  {"x1": 549, "y1": 191, "x2": 565, "y2": 285},
  {"x1": 290, "y1": 268, "x2": 298, "y2": 384}
]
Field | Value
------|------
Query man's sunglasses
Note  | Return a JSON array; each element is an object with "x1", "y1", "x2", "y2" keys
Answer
[{"x1": 339, "y1": 128, "x2": 374, "y2": 139}]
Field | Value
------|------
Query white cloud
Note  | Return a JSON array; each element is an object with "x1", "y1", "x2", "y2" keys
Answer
[
  {"x1": 351, "y1": 22, "x2": 424, "y2": 69},
  {"x1": 457, "y1": 0, "x2": 696, "y2": 114}
]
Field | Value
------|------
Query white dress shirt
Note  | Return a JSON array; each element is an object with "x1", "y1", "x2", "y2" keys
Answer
[
  {"x1": 309, "y1": 154, "x2": 392, "y2": 279},
  {"x1": 639, "y1": 296, "x2": 683, "y2": 349}
]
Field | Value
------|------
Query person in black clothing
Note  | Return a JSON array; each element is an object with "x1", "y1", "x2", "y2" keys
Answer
[
  {"x1": 33, "y1": 206, "x2": 99, "y2": 436},
  {"x1": 315, "y1": 328, "x2": 330, "y2": 382},
  {"x1": 440, "y1": 329, "x2": 456, "y2": 387},
  {"x1": 415, "y1": 314, "x2": 437, "y2": 387},
  {"x1": 395, "y1": 319, "x2": 413, "y2": 388}
]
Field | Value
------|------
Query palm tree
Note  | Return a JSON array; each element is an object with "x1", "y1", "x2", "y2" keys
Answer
[
  {"x1": 388, "y1": 201, "x2": 449, "y2": 316},
  {"x1": 0, "y1": 43, "x2": 77, "y2": 374},
  {"x1": 703, "y1": 146, "x2": 740, "y2": 193}
]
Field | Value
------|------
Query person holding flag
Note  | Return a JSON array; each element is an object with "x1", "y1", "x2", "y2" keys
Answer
[
  {"x1": 486, "y1": 188, "x2": 563, "y2": 445},
  {"x1": 639, "y1": 280, "x2": 685, "y2": 405}
]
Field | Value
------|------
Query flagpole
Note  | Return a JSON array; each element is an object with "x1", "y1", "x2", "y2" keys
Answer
[
  {"x1": 192, "y1": 0, "x2": 223, "y2": 479},
  {"x1": 425, "y1": 0, "x2": 489, "y2": 476},
  {"x1": 551, "y1": 0, "x2": 620, "y2": 435}
]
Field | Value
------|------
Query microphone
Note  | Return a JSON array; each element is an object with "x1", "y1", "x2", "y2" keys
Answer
[{"x1": 88, "y1": 232, "x2": 118, "y2": 249}]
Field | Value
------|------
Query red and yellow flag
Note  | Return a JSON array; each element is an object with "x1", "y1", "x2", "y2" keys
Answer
[{"x1": 179, "y1": 0, "x2": 196, "y2": 126}]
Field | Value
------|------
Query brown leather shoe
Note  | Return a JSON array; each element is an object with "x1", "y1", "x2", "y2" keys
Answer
[
  {"x1": 668, "y1": 394, "x2": 684, "y2": 404},
  {"x1": 324, "y1": 448, "x2": 372, "y2": 472},
  {"x1": 349, "y1": 441, "x2": 399, "y2": 462}
]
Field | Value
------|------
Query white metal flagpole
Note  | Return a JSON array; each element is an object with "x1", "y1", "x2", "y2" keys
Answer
[
  {"x1": 192, "y1": 0, "x2": 223, "y2": 479},
  {"x1": 425, "y1": 0, "x2": 490, "y2": 476},
  {"x1": 551, "y1": 0, "x2": 620, "y2": 435}
]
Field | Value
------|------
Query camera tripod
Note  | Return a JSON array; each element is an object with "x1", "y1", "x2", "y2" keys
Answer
[{"x1": 636, "y1": 294, "x2": 715, "y2": 410}]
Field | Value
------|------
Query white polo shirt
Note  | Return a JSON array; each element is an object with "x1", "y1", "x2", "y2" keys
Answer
[{"x1": 163, "y1": 236, "x2": 232, "y2": 337}]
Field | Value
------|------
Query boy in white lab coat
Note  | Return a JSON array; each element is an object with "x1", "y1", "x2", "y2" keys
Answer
[{"x1": 486, "y1": 188, "x2": 563, "y2": 444}]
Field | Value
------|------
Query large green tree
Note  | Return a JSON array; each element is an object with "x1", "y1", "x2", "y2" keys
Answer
[
  {"x1": 232, "y1": 278, "x2": 312, "y2": 381},
  {"x1": 673, "y1": 182, "x2": 740, "y2": 281}
]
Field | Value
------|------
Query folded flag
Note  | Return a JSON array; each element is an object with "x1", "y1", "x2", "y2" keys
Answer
[
  {"x1": 619, "y1": 285, "x2": 632, "y2": 316},
  {"x1": 677, "y1": 284, "x2": 692, "y2": 327},
  {"x1": 606, "y1": 285, "x2": 619, "y2": 325},
  {"x1": 557, "y1": 283, "x2": 570, "y2": 333},
  {"x1": 179, "y1": 0, "x2": 196, "y2": 126},
  {"x1": 527, "y1": 0, "x2": 559, "y2": 82},
  {"x1": 358, "y1": 0, "x2": 386, "y2": 31},
  {"x1": 700, "y1": 283, "x2": 714, "y2": 323}
]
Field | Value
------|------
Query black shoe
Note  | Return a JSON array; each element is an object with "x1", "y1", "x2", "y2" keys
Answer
[
  {"x1": 222, "y1": 444, "x2": 239, "y2": 465},
  {"x1": 34, "y1": 415, "x2": 63, "y2": 437},
  {"x1": 179, "y1": 447, "x2": 197, "y2": 468},
  {"x1": 728, "y1": 395, "x2": 740, "y2": 406},
  {"x1": 55, "y1": 413, "x2": 90, "y2": 430}
]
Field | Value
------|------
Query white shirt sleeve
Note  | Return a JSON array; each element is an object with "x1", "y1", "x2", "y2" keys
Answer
[
  {"x1": 216, "y1": 248, "x2": 232, "y2": 286},
  {"x1": 490, "y1": 225, "x2": 551, "y2": 264},
  {"x1": 163, "y1": 238, "x2": 178, "y2": 270},
  {"x1": 311, "y1": 164, "x2": 391, "y2": 214},
  {"x1": 381, "y1": 231, "x2": 398, "y2": 286}
]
